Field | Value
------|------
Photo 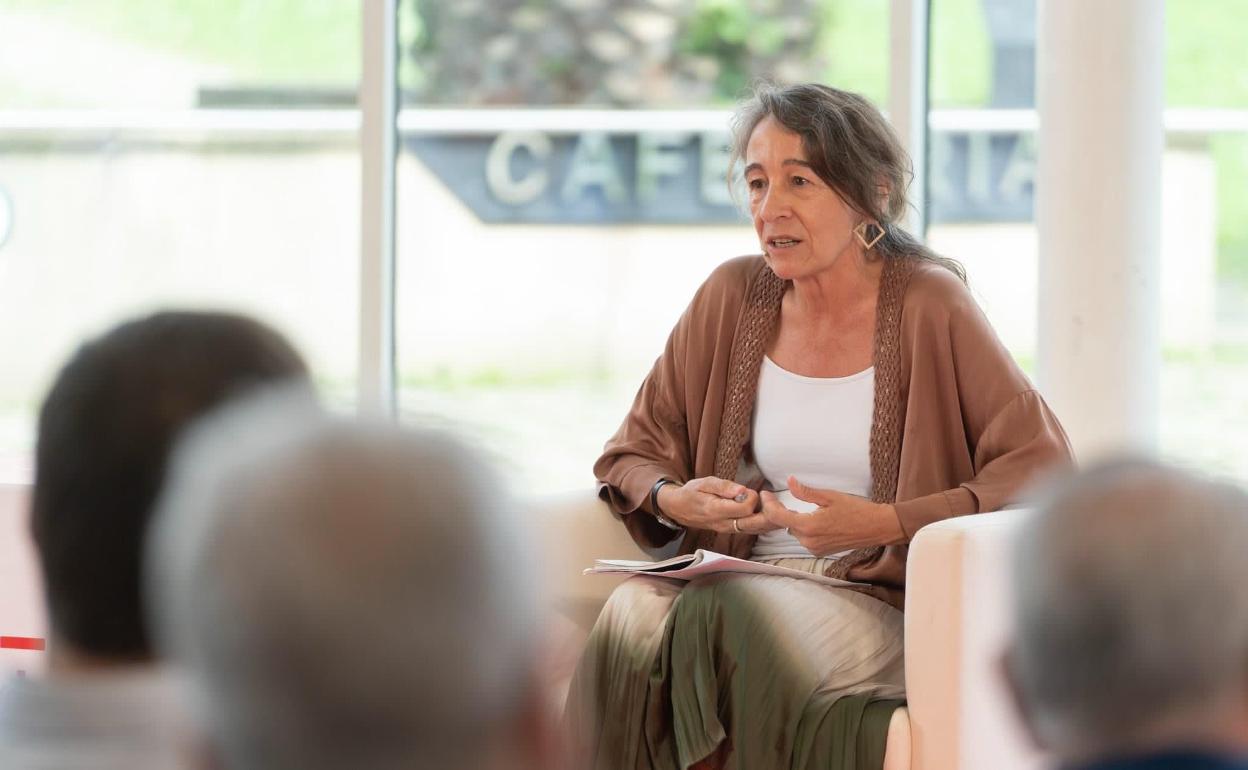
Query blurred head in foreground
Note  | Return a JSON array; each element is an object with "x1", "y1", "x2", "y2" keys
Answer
[
  {"x1": 32, "y1": 310, "x2": 308, "y2": 665},
  {"x1": 147, "y1": 390, "x2": 551, "y2": 770},
  {"x1": 1007, "y1": 458, "x2": 1248, "y2": 767}
]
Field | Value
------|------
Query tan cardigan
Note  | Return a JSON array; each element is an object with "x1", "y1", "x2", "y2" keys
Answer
[{"x1": 594, "y1": 254, "x2": 1074, "y2": 608}]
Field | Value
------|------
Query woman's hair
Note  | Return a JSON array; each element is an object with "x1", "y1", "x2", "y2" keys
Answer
[{"x1": 729, "y1": 81, "x2": 965, "y2": 281}]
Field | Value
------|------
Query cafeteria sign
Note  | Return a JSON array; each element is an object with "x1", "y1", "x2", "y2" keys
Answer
[{"x1": 404, "y1": 128, "x2": 1038, "y2": 226}]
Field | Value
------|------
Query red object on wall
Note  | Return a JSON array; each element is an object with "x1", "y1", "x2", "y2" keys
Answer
[{"x1": 0, "y1": 636, "x2": 45, "y2": 651}]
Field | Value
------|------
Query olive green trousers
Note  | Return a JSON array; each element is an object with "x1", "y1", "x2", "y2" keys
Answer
[{"x1": 564, "y1": 558, "x2": 906, "y2": 770}]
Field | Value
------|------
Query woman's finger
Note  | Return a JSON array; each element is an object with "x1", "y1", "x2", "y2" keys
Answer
[
  {"x1": 760, "y1": 492, "x2": 804, "y2": 532},
  {"x1": 735, "y1": 488, "x2": 760, "y2": 509},
  {"x1": 699, "y1": 476, "x2": 749, "y2": 500},
  {"x1": 787, "y1": 476, "x2": 836, "y2": 506},
  {"x1": 708, "y1": 495, "x2": 756, "y2": 521},
  {"x1": 732, "y1": 512, "x2": 776, "y2": 534}
]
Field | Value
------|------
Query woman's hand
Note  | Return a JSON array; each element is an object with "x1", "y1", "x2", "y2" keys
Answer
[
  {"x1": 655, "y1": 477, "x2": 775, "y2": 535},
  {"x1": 759, "y1": 476, "x2": 906, "y2": 555}
]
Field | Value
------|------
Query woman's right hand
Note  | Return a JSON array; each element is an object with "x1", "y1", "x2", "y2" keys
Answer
[{"x1": 655, "y1": 477, "x2": 774, "y2": 534}]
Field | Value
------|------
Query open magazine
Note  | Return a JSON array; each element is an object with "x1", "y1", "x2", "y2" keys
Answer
[{"x1": 585, "y1": 549, "x2": 866, "y2": 589}]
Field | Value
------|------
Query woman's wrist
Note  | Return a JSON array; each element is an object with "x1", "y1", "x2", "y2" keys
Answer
[
  {"x1": 649, "y1": 479, "x2": 684, "y2": 531},
  {"x1": 877, "y1": 503, "x2": 906, "y2": 544}
]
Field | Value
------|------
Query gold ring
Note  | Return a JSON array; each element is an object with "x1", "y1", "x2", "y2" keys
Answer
[{"x1": 732, "y1": 518, "x2": 741, "y2": 534}]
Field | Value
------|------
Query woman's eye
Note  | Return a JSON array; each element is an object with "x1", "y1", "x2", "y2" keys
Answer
[
  {"x1": 792, "y1": 176, "x2": 809, "y2": 187},
  {"x1": 747, "y1": 179, "x2": 765, "y2": 191}
]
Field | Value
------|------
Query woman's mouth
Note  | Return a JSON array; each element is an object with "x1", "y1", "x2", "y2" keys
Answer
[{"x1": 768, "y1": 238, "x2": 801, "y2": 249}]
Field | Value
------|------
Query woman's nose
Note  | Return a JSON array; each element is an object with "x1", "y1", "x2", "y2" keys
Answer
[{"x1": 757, "y1": 187, "x2": 790, "y2": 221}]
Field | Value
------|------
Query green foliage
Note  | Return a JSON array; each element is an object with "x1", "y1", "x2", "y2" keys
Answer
[
  {"x1": 816, "y1": 0, "x2": 889, "y2": 104},
  {"x1": 929, "y1": 0, "x2": 992, "y2": 107},
  {"x1": 1212, "y1": 135, "x2": 1248, "y2": 284},
  {"x1": 1166, "y1": 0, "x2": 1248, "y2": 286},
  {"x1": 5, "y1": 0, "x2": 359, "y2": 82},
  {"x1": 681, "y1": 0, "x2": 816, "y2": 101},
  {"x1": 1166, "y1": 0, "x2": 1248, "y2": 109}
]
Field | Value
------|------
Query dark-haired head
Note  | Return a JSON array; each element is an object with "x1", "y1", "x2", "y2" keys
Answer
[{"x1": 31, "y1": 310, "x2": 309, "y2": 662}]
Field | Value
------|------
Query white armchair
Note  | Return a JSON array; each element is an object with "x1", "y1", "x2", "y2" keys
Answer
[{"x1": 537, "y1": 492, "x2": 1046, "y2": 770}]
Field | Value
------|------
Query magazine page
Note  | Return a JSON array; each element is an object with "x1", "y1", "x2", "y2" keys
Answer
[
  {"x1": 590, "y1": 552, "x2": 701, "y2": 572},
  {"x1": 586, "y1": 549, "x2": 864, "y2": 588}
]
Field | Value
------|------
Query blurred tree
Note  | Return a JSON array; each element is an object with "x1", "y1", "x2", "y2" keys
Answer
[{"x1": 404, "y1": 0, "x2": 825, "y2": 106}]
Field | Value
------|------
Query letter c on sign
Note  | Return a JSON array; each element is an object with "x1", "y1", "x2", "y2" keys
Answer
[{"x1": 486, "y1": 132, "x2": 551, "y2": 206}]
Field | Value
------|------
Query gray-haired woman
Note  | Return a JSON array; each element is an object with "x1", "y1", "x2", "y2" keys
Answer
[{"x1": 563, "y1": 83, "x2": 1074, "y2": 770}]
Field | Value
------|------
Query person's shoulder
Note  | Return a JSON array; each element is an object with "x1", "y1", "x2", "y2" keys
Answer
[
  {"x1": 901, "y1": 259, "x2": 976, "y2": 318},
  {"x1": 898, "y1": 257, "x2": 1001, "y2": 343},
  {"x1": 898, "y1": 259, "x2": 1014, "y2": 356},
  {"x1": 693, "y1": 255, "x2": 769, "y2": 306},
  {"x1": 706, "y1": 254, "x2": 768, "y2": 288}
]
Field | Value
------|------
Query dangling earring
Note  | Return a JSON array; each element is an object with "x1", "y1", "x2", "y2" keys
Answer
[{"x1": 854, "y1": 221, "x2": 885, "y2": 250}]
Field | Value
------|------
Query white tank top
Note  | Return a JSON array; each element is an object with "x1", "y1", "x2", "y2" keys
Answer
[{"x1": 749, "y1": 356, "x2": 874, "y2": 559}]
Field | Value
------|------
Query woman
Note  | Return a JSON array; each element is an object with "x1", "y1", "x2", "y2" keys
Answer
[{"x1": 564, "y1": 83, "x2": 1074, "y2": 770}]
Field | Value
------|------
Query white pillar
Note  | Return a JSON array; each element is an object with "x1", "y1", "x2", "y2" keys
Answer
[
  {"x1": 890, "y1": 0, "x2": 929, "y2": 236},
  {"x1": 1036, "y1": 0, "x2": 1164, "y2": 459},
  {"x1": 358, "y1": 0, "x2": 397, "y2": 417}
]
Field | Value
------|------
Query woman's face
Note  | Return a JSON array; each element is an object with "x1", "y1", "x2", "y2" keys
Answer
[{"x1": 744, "y1": 116, "x2": 860, "y2": 281}]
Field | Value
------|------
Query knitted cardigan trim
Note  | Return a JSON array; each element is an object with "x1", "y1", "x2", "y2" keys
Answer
[{"x1": 705, "y1": 256, "x2": 919, "y2": 574}]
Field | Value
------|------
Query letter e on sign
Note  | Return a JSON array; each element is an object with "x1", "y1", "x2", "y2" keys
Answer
[{"x1": 637, "y1": 133, "x2": 690, "y2": 202}]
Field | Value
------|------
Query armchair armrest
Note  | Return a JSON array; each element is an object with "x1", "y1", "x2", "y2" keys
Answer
[
  {"x1": 533, "y1": 490, "x2": 679, "y2": 632},
  {"x1": 904, "y1": 509, "x2": 1045, "y2": 770}
]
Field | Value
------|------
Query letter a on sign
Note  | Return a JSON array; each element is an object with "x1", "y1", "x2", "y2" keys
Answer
[{"x1": 561, "y1": 133, "x2": 627, "y2": 205}]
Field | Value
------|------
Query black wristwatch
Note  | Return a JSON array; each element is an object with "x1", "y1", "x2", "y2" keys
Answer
[{"x1": 648, "y1": 478, "x2": 684, "y2": 531}]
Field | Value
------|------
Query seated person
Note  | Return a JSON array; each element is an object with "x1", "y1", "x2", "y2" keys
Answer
[
  {"x1": 145, "y1": 391, "x2": 557, "y2": 770},
  {"x1": 564, "y1": 82, "x2": 1075, "y2": 770},
  {"x1": 1006, "y1": 458, "x2": 1248, "y2": 770},
  {"x1": 0, "y1": 311, "x2": 308, "y2": 769}
]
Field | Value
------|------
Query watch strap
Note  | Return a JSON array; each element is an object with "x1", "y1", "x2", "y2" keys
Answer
[{"x1": 648, "y1": 478, "x2": 684, "y2": 531}]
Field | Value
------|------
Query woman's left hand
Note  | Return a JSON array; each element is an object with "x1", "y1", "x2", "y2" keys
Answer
[{"x1": 759, "y1": 476, "x2": 907, "y2": 556}]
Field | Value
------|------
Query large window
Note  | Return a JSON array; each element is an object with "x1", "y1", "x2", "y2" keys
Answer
[
  {"x1": 927, "y1": 0, "x2": 1037, "y2": 358},
  {"x1": 927, "y1": 0, "x2": 1247, "y2": 481},
  {"x1": 9, "y1": 2, "x2": 1234, "y2": 490},
  {"x1": 0, "y1": 1, "x2": 362, "y2": 478},
  {"x1": 393, "y1": 1, "x2": 892, "y2": 493},
  {"x1": 1160, "y1": 0, "x2": 1248, "y2": 480}
]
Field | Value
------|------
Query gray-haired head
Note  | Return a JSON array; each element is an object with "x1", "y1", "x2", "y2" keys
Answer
[
  {"x1": 728, "y1": 81, "x2": 965, "y2": 280},
  {"x1": 146, "y1": 388, "x2": 543, "y2": 770},
  {"x1": 1009, "y1": 457, "x2": 1248, "y2": 762}
]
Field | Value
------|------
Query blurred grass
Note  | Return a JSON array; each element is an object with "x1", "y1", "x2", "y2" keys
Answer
[
  {"x1": 1166, "y1": 0, "x2": 1248, "y2": 108},
  {"x1": 929, "y1": 0, "x2": 992, "y2": 108},
  {"x1": 1170, "y1": 0, "x2": 1248, "y2": 287},
  {"x1": 1212, "y1": 135, "x2": 1248, "y2": 285},
  {"x1": 3, "y1": 0, "x2": 359, "y2": 83},
  {"x1": 818, "y1": 0, "x2": 890, "y2": 104}
]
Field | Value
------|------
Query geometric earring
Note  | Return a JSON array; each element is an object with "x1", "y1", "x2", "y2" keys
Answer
[{"x1": 853, "y1": 221, "x2": 886, "y2": 249}]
